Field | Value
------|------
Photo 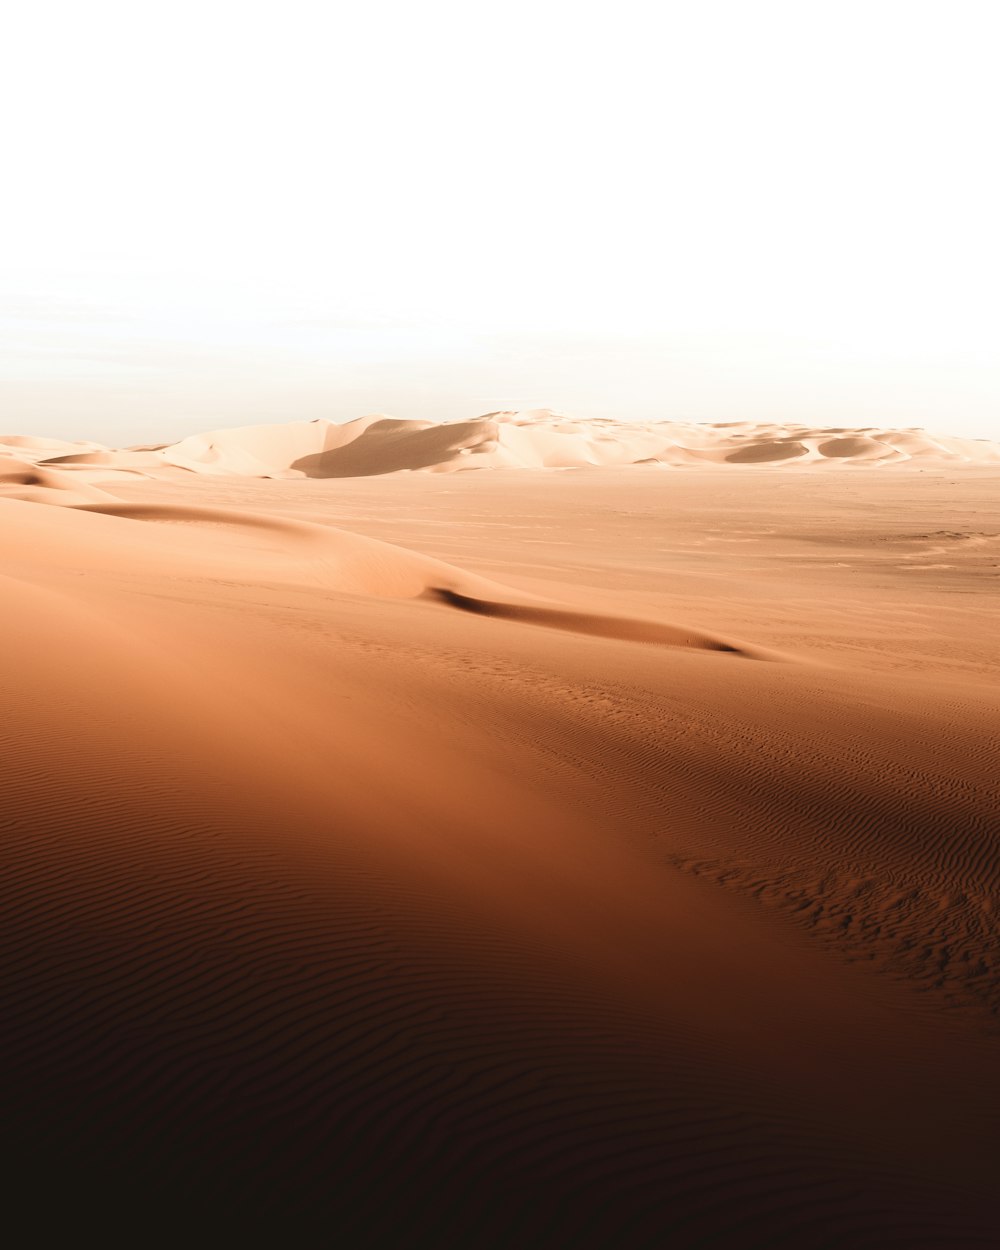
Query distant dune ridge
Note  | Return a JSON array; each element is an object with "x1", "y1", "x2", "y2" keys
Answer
[
  {"x1": 3, "y1": 409, "x2": 1000, "y2": 482},
  {"x1": 2, "y1": 419, "x2": 1000, "y2": 1242}
]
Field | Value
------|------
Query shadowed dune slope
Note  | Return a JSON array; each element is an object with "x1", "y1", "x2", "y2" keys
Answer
[{"x1": 1, "y1": 476, "x2": 999, "y2": 1244}]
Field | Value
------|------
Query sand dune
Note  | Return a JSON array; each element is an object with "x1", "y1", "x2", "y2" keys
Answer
[
  {"x1": 0, "y1": 432, "x2": 108, "y2": 453},
  {"x1": 155, "y1": 411, "x2": 1000, "y2": 476},
  {"x1": 7, "y1": 411, "x2": 1000, "y2": 483},
  {"x1": 0, "y1": 454, "x2": 121, "y2": 505},
  {"x1": 1, "y1": 448, "x2": 999, "y2": 1242}
]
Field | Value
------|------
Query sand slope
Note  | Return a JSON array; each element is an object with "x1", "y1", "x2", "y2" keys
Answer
[{"x1": 1, "y1": 461, "x2": 999, "y2": 1242}]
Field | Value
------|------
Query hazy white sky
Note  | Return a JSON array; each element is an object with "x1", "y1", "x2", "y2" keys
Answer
[{"x1": 2, "y1": 0, "x2": 997, "y2": 444}]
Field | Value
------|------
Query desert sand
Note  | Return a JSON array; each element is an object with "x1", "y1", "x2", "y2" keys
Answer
[{"x1": 2, "y1": 412, "x2": 999, "y2": 1243}]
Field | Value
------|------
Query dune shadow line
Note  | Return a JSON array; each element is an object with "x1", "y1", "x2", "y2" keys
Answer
[{"x1": 427, "y1": 587, "x2": 748, "y2": 655}]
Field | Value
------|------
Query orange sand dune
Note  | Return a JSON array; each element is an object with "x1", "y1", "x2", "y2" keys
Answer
[{"x1": 1, "y1": 457, "x2": 999, "y2": 1243}]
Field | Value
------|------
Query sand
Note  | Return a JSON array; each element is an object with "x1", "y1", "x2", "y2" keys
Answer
[{"x1": 1, "y1": 414, "x2": 999, "y2": 1243}]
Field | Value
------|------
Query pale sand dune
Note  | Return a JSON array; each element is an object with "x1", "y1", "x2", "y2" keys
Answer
[
  {"x1": 1, "y1": 453, "x2": 999, "y2": 1242},
  {"x1": 155, "y1": 411, "x2": 999, "y2": 475},
  {"x1": 8, "y1": 411, "x2": 999, "y2": 482},
  {"x1": 0, "y1": 433, "x2": 108, "y2": 453}
]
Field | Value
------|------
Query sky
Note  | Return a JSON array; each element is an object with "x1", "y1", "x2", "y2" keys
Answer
[{"x1": 2, "y1": 0, "x2": 997, "y2": 446}]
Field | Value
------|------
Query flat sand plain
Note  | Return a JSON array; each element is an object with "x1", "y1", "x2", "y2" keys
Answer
[{"x1": 2, "y1": 462, "x2": 999, "y2": 1244}]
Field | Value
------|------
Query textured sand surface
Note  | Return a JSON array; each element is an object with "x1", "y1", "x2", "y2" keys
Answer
[{"x1": 1, "y1": 422, "x2": 999, "y2": 1244}]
